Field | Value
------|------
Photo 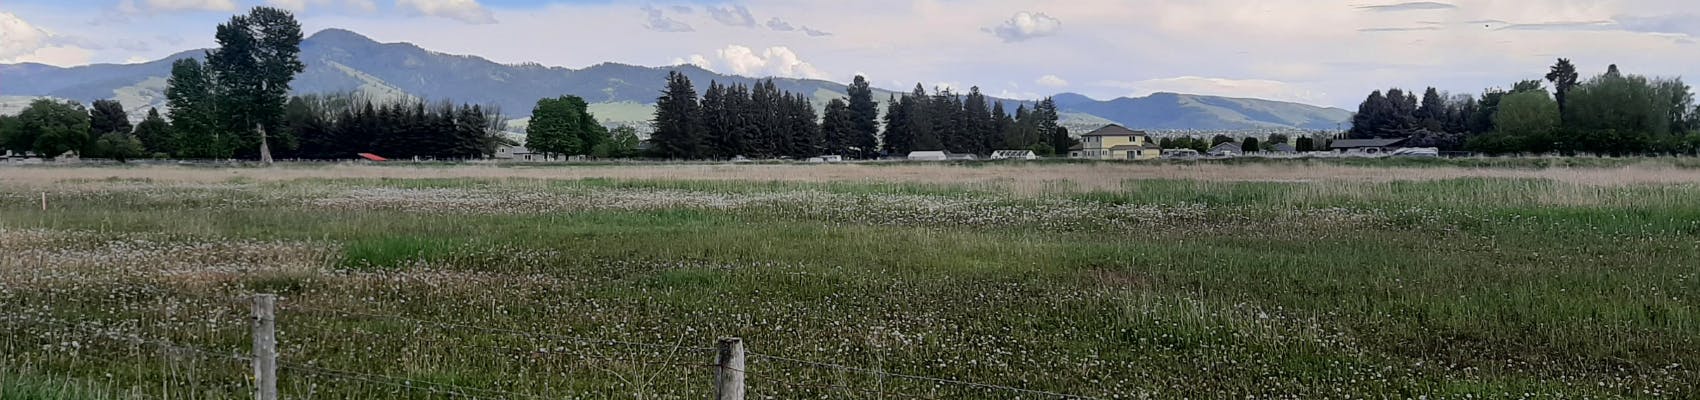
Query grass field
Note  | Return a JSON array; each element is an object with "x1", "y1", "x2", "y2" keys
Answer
[{"x1": 2, "y1": 160, "x2": 1697, "y2": 398}]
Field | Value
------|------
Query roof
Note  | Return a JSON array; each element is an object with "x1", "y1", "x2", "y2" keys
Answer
[
  {"x1": 1270, "y1": 143, "x2": 1297, "y2": 152},
  {"x1": 1330, "y1": 138, "x2": 1408, "y2": 149},
  {"x1": 357, "y1": 153, "x2": 387, "y2": 161},
  {"x1": 992, "y1": 150, "x2": 1035, "y2": 155},
  {"x1": 907, "y1": 151, "x2": 948, "y2": 158},
  {"x1": 1068, "y1": 143, "x2": 1083, "y2": 151},
  {"x1": 1209, "y1": 142, "x2": 1241, "y2": 152},
  {"x1": 1108, "y1": 144, "x2": 1144, "y2": 151},
  {"x1": 1081, "y1": 124, "x2": 1148, "y2": 137}
]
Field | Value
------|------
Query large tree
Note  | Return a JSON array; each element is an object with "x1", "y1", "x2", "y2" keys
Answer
[
  {"x1": 650, "y1": 71, "x2": 702, "y2": 159},
  {"x1": 166, "y1": 58, "x2": 223, "y2": 158},
  {"x1": 881, "y1": 93, "x2": 910, "y2": 155},
  {"x1": 15, "y1": 99, "x2": 91, "y2": 159},
  {"x1": 1470, "y1": 90, "x2": 1559, "y2": 154},
  {"x1": 132, "y1": 108, "x2": 173, "y2": 156},
  {"x1": 205, "y1": 6, "x2": 306, "y2": 164},
  {"x1": 89, "y1": 100, "x2": 131, "y2": 138},
  {"x1": 821, "y1": 98, "x2": 854, "y2": 157},
  {"x1": 1546, "y1": 58, "x2": 1580, "y2": 119},
  {"x1": 846, "y1": 75, "x2": 880, "y2": 159}
]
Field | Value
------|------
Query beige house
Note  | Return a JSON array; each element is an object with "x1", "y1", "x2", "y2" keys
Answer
[{"x1": 1073, "y1": 124, "x2": 1160, "y2": 160}]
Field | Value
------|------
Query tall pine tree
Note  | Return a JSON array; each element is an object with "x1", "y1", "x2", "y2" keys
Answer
[
  {"x1": 847, "y1": 75, "x2": 880, "y2": 159},
  {"x1": 651, "y1": 71, "x2": 702, "y2": 159}
]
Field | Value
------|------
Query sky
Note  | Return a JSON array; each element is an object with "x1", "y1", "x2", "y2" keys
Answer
[{"x1": 3, "y1": 0, "x2": 1699, "y2": 108}]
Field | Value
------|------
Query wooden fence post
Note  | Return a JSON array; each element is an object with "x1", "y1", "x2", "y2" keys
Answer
[
  {"x1": 251, "y1": 294, "x2": 278, "y2": 400},
  {"x1": 714, "y1": 337, "x2": 745, "y2": 400}
]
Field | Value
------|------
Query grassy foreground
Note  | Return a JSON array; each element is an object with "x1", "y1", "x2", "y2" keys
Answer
[{"x1": 1, "y1": 163, "x2": 1697, "y2": 398}]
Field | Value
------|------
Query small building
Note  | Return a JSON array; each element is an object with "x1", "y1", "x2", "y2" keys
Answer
[
  {"x1": 990, "y1": 150, "x2": 1038, "y2": 160},
  {"x1": 1330, "y1": 138, "x2": 1409, "y2": 155},
  {"x1": 1268, "y1": 143, "x2": 1298, "y2": 154},
  {"x1": 1161, "y1": 149, "x2": 1201, "y2": 159},
  {"x1": 907, "y1": 151, "x2": 949, "y2": 161},
  {"x1": 1075, "y1": 124, "x2": 1160, "y2": 160},
  {"x1": 946, "y1": 153, "x2": 978, "y2": 161},
  {"x1": 1208, "y1": 142, "x2": 1242, "y2": 157}
]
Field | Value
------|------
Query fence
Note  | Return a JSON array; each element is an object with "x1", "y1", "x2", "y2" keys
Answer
[{"x1": 2, "y1": 293, "x2": 1104, "y2": 400}]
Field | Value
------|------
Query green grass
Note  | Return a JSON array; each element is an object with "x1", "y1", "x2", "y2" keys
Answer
[{"x1": 2, "y1": 169, "x2": 1697, "y2": 398}]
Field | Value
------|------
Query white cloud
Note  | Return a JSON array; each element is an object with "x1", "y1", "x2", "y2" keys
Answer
[
  {"x1": 642, "y1": 5, "x2": 694, "y2": 32},
  {"x1": 765, "y1": 17, "x2": 795, "y2": 31},
  {"x1": 707, "y1": 4, "x2": 757, "y2": 28},
  {"x1": 396, "y1": 0, "x2": 496, "y2": 24},
  {"x1": 0, "y1": 12, "x2": 95, "y2": 66},
  {"x1": 671, "y1": 54, "x2": 713, "y2": 69},
  {"x1": 985, "y1": 12, "x2": 1061, "y2": 42},
  {"x1": 120, "y1": 0, "x2": 239, "y2": 13},
  {"x1": 1036, "y1": 75, "x2": 1069, "y2": 87},
  {"x1": 1098, "y1": 76, "x2": 1328, "y2": 105},
  {"x1": 713, "y1": 45, "x2": 828, "y2": 79},
  {"x1": 267, "y1": 0, "x2": 379, "y2": 12}
]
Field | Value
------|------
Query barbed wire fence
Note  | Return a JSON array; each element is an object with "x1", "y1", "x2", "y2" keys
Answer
[{"x1": 2, "y1": 293, "x2": 1105, "y2": 400}]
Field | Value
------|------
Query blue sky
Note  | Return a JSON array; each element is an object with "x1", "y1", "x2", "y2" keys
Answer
[{"x1": 4, "y1": 0, "x2": 1699, "y2": 107}]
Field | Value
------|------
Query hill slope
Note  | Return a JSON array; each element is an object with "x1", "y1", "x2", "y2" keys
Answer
[{"x1": 0, "y1": 29, "x2": 1350, "y2": 131}]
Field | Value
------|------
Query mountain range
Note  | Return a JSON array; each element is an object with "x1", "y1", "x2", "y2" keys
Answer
[{"x1": 0, "y1": 28, "x2": 1352, "y2": 132}]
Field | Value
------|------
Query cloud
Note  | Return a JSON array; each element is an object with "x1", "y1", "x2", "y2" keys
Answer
[
  {"x1": 671, "y1": 54, "x2": 712, "y2": 69},
  {"x1": 765, "y1": 17, "x2": 795, "y2": 31},
  {"x1": 1097, "y1": 76, "x2": 1327, "y2": 105},
  {"x1": 0, "y1": 12, "x2": 94, "y2": 66},
  {"x1": 1613, "y1": 14, "x2": 1700, "y2": 37},
  {"x1": 642, "y1": 5, "x2": 694, "y2": 32},
  {"x1": 119, "y1": 0, "x2": 239, "y2": 13},
  {"x1": 670, "y1": 5, "x2": 694, "y2": 14},
  {"x1": 1036, "y1": 75, "x2": 1069, "y2": 87},
  {"x1": 713, "y1": 45, "x2": 828, "y2": 79},
  {"x1": 1359, "y1": 26, "x2": 1444, "y2": 32},
  {"x1": 708, "y1": 4, "x2": 757, "y2": 28},
  {"x1": 1355, "y1": 2, "x2": 1458, "y2": 12},
  {"x1": 802, "y1": 26, "x2": 832, "y2": 37},
  {"x1": 985, "y1": 12, "x2": 1061, "y2": 42},
  {"x1": 1497, "y1": 20, "x2": 1616, "y2": 31},
  {"x1": 396, "y1": 0, "x2": 496, "y2": 24}
]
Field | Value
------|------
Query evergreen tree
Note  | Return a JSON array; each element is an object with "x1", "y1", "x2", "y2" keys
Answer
[
  {"x1": 990, "y1": 102, "x2": 1013, "y2": 152},
  {"x1": 784, "y1": 93, "x2": 821, "y2": 158},
  {"x1": 1417, "y1": 88, "x2": 1447, "y2": 132},
  {"x1": 821, "y1": 98, "x2": 854, "y2": 156},
  {"x1": 908, "y1": 84, "x2": 939, "y2": 151},
  {"x1": 205, "y1": 6, "x2": 306, "y2": 163},
  {"x1": 700, "y1": 81, "x2": 731, "y2": 158},
  {"x1": 133, "y1": 108, "x2": 173, "y2": 156},
  {"x1": 1032, "y1": 97, "x2": 1061, "y2": 148},
  {"x1": 963, "y1": 87, "x2": 993, "y2": 155},
  {"x1": 847, "y1": 75, "x2": 880, "y2": 159},
  {"x1": 1006, "y1": 104, "x2": 1037, "y2": 150},
  {"x1": 89, "y1": 100, "x2": 131, "y2": 138},
  {"x1": 651, "y1": 71, "x2": 702, "y2": 159},
  {"x1": 1211, "y1": 134, "x2": 1235, "y2": 147},
  {"x1": 881, "y1": 94, "x2": 911, "y2": 155},
  {"x1": 1241, "y1": 137, "x2": 1260, "y2": 153},
  {"x1": 1049, "y1": 126, "x2": 1076, "y2": 156},
  {"x1": 1295, "y1": 136, "x2": 1315, "y2": 152}
]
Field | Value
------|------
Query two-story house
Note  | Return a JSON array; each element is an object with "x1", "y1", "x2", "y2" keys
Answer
[{"x1": 1072, "y1": 124, "x2": 1160, "y2": 160}]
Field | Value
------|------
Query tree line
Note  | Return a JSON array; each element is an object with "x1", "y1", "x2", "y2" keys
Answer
[
  {"x1": 4, "y1": 7, "x2": 517, "y2": 162},
  {"x1": 1349, "y1": 59, "x2": 1700, "y2": 155},
  {"x1": 647, "y1": 72, "x2": 1071, "y2": 160}
]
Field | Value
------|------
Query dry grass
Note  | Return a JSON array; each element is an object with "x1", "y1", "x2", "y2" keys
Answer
[{"x1": 4, "y1": 162, "x2": 1700, "y2": 193}]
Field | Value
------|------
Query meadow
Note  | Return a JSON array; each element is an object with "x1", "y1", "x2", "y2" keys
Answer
[{"x1": 1, "y1": 160, "x2": 1697, "y2": 398}]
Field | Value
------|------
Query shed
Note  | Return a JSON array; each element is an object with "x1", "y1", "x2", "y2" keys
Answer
[
  {"x1": 1208, "y1": 142, "x2": 1242, "y2": 156},
  {"x1": 1330, "y1": 138, "x2": 1409, "y2": 154},
  {"x1": 907, "y1": 151, "x2": 949, "y2": 161},
  {"x1": 1268, "y1": 143, "x2": 1297, "y2": 153}
]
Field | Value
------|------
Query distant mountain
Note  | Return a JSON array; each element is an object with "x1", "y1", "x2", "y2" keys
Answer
[
  {"x1": 1051, "y1": 92, "x2": 1353, "y2": 131},
  {"x1": 0, "y1": 28, "x2": 1350, "y2": 131}
]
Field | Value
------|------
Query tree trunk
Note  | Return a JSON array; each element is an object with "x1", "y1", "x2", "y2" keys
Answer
[{"x1": 258, "y1": 123, "x2": 274, "y2": 165}]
